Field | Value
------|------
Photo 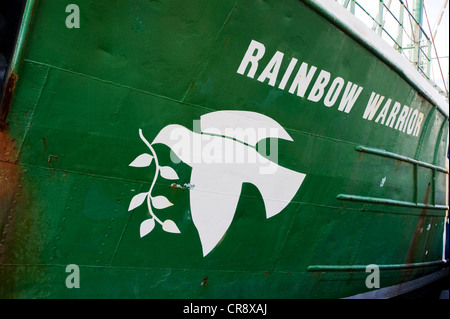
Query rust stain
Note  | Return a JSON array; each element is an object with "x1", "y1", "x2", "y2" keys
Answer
[
  {"x1": 0, "y1": 130, "x2": 20, "y2": 265},
  {"x1": 42, "y1": 137, "x2": 47, "y2": 151},
  {"x1": 0, "y1": 130, "x2": 26, "y2": 297},
  {"x1": 404, "y1": 183, "x2": 431, "y2": 266},
  {"x1": 0, "y1": 73, "x2": 18, "y2": 132}
]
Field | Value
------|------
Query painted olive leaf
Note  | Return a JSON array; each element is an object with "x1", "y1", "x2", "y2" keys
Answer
[
  {"x1": 162, "y1": 219, "x2": 180, "y2": 233},
  {"x1": 140, "y1": 218, "x2": 155, "y2": 237},
  {"x1": 129, "y1": 153, "x2": 153, "y2": 167},
  {"x1": 128, "y1": 192, "x2": 148, "y2": 211},
  {"x1": 151, "y1": 195, "x2": 173, "y2": 209},
  {"x1": 159, "y1": 166, "x2": 179, "y2": 180}
]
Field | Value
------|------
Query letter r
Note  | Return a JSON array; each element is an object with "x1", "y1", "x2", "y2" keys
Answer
[{"x1": 237, "y1": 40, "x2": 266, "y2": 78}]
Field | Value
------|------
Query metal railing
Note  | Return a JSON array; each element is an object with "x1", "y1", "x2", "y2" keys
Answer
[{"x1": 337, "y1": 0, "x2": 448, "y2": 99}]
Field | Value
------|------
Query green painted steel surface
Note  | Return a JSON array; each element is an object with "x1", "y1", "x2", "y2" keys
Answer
[{"x1": 0, "y1": 0, "x2": 448, "y2": 298}]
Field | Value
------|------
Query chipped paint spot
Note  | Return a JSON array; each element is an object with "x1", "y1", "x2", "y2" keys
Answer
[
  {"x1": 48, "y1": 155, "x2": 58, "y2": 166},
  {"x1": 380, "y1": 176, "x2": 386, "y2": 187},
  {"x1": 201, "y1": 276, "x2": 208, "y2": 286},
  {"x1": 170, "y1": 183, "x2": 195, "y2": 190}
]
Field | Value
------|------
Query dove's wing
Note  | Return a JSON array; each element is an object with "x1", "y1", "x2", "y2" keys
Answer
[
  {"x1": 249, "y1": 159, "x2": 306, "y2": 218},
  {"x1": 200, "y1": 111, "x2": 293, "y2": 147}
]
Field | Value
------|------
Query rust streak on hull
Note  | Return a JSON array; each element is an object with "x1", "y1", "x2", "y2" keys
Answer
[
  {"x1": 0, "y1": 131, "x2": 20, "y2": 265},
  {"x1": 0, "y1": 73, "x2": 19, "y2": 132},
  {"x1": 405, "y1": 183, "x2": 432, "y2": 265}
]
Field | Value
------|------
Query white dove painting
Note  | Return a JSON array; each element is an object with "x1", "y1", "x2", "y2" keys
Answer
[{"x1": 128, "y1": 111, "x2": 306, "y2": 256}]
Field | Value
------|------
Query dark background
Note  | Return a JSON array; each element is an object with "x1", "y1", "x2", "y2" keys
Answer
[{"x1": 0, "y1": 0, "x2": 27, "y2": 99}]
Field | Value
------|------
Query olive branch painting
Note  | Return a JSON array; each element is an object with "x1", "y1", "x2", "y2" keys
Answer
[{"x1": 127, "y1": 129, "x2": 181, "y2": 237}]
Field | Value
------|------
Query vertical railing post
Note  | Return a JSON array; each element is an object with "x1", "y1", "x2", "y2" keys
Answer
[
  {"x1": 395, "y1": 2, "x2": 404, "y2": 52},
  {"x1": 426, "y1": 40, "x2": 432, "y2": 77},
  {"x1": 377, "y1": 0, "x2": 384, "y2": 36},
  {"x1": 412, "y1": 0, "x2": 423, "y2": 70},
  {"x1": 372, "y1": 0, "x2": 384, "y2": 35}
]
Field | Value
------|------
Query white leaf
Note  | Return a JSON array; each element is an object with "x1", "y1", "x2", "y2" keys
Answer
[
  {"x1": 129, "y1": 154, "x2": 153, "y2": 167},
  {"x1": 140, "y1": 218, "x2": 155, "y2": 237},
  {"x1": 162, "y1": 219, "x2": 180, "y2": 233},
  {"x1": 159, "y1": 166, "x2": 179, "y2": 180},
  {"x1": 151, "y1": 195, "x2": 173, "y2": 209},
  {"x1": 128, "y1": 192, "x2": 148, "y2": 211}
]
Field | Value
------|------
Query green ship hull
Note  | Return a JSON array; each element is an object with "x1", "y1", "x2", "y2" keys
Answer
[{"x1": 0, "y1": 0, "x2": 448, "y2": 298}]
